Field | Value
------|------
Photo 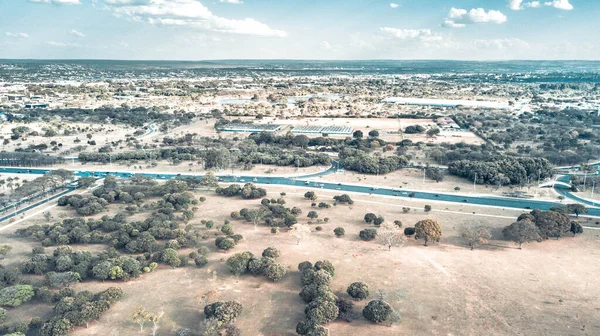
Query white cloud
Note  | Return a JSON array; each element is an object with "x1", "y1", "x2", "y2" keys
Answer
[
  {"x1": 70, "y1": 29, "x2": 85, "y2": 37},
  {"x1": 45, "y1": 41, "x2": 81, "y2": 47},
  {"x1": 103, "y1": 0, "x2": 286, "y2": 37},
  {"x1": 380, "y1": 28, "x2": 443, "y2": 42},
  {"x1": 320, "y1": 41, "x2": 332, "y2": 49},
  {"x1": 444, "y1": 7, "x2": 507, "y2": 28},
  {"x1": 390, "y1": 3, "x2": 399, "y2": 8},
  {"x1": 219, "y1": 0, "x2": 243, "y2": 4},
  {"x1": 545, "y1": 0, "x2": 573, "y2": 10},
  {"x1": 508, "y1": 0, "x2": 541, "y2": 10},
  {"x1": 29, "y1": 0, "x2": 81, "y2": 4},
  {"x1": 5, "y1": 32, "x2": 29, "y2": 38}
]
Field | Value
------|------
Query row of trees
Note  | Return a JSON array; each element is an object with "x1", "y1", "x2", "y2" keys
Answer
[{"x1": 503, "y1": 209, "x2": 584, "y2": 248}]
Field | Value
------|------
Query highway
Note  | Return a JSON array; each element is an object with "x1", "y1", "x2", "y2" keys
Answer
[{"x1": 2, "y1": 163, "x2": 599, "y2": 217}]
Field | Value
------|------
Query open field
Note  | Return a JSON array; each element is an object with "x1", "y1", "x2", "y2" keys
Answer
[{"x1": 1, "y1": 183, "x2": 598, "y2": 336}]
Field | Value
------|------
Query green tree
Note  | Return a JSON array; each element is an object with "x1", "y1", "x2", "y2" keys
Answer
[
  {"x1": 502, "y1": 220, "x2": 540, "y2": 249},
  {"x1": 414, "y1": 219, "x2": 442, "y2": 246},
  {"x1": 161, "y1": 248, "x2": 181, "y2": 268},
  {"x1": 460, "y1": 224, "x2": 492, "y2": 250},
  {"x1": 347, "y1": 282, "x2": 369, "y2": 300},
  {"x1": 362, "y1": 300, "x2": 393, "y2": 323}
]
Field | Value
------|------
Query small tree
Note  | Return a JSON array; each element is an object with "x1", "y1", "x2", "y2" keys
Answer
[
  {"x1": 307, "y1": 211, "x2": 319, "y2": 220},
  {"x1": 43, "y1": 211, "x2": 53, "y2": 222},
  {"x1": 378, "y1": 222, "x2": 405, "y2": 250},
  {"x1": 304, "y1": 191, "x2": 317, "y2": 201},
  {"x1": 364, "y1": 213, "x2": 377, "y2": 224},
  {"x1": 359, "y1": 228, "x2": 377, "y2": 241},
  {"x1": 347, "y1": 282, "x2": 369, "y2": 300},
  {"x1": 570, "y1": 222, "x2": 583, "y2": 237},
  {"x1": 149, "y1": 311, "x2": 164, "y2": 336},
  {"x1": 502, "y1": 220, "x2": 540, "y2": 249},
  {"x1": 362, "y1": 300, "x2": 393, "y2": 323},
  {"x1": 460, "y1": 224, "x2": 492, "y2": 250},
  {"x1": 424, "y1": 205, "x2": 432, "y2": 213},
  {"x1": 566, "y1": 204, "x2": 587, "y2": 217},
  {"x1": 334, "y1": 227, "x2": 345, "y2": 237},
  {"x1": 414, "y1": 219, "x2": 442, "y2": 246},
  {"x1": 200, "y1": 171, "x2": 219, "y2": 189},
  {"x1": 250, "y1": 208, "x2": 268, "y2": 230}
]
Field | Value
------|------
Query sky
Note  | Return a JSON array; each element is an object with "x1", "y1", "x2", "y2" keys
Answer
[{"x1": 0, "y1": 0, "x2": 598, "y2": 60}]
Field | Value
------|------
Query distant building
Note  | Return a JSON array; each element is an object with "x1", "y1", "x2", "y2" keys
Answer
[
  {"x1": 7, "y1": 94, "x2": 25, "y2": 101},
  {"x1": 24, "y1": 103, "x2": 48, "y2": 109},
  {"x1": 436, "y1": 117, "x2": 461, "y2": 129}
]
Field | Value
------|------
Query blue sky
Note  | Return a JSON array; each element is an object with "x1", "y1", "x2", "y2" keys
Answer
[{"x1": 0, "y1": 0, "x2": 598, "y2": 60}]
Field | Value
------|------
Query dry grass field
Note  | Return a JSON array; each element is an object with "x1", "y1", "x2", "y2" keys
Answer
[{"x1": 1, "y1": 183, "x2": 598, "y2": 336}]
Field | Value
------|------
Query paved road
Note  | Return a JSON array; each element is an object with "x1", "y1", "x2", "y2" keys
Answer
[{"x1": 2, "y1": 164, "x2": 599, "y2": 217}]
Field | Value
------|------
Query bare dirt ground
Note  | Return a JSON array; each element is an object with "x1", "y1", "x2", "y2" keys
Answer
[{"x1": 1, "y1": 183, "x2": 599, "y2": 336}]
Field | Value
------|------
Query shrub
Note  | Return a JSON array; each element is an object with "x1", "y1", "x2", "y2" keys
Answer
[
  {"x1": 393, "y1": 220, "x2": 402, "y2": 228},
  {"x1": 271, "y1": 227, "x2": 279, "y2": 234},
  {"x1": 204, "y1": 301, "x2": 243, "y2": 324},
  {"x1": 226, "y1": 252, "x2": 254, "y2": 275},
  {"x1": 194, "y1": 256, "x2": 208, "y2": 267},
  {"x1": 299, "y1": 284, "x2": 334, "y2": 303},
  {"x1": 314, "y1": 260, "x2": 335, "y2": 277},
  {"x1": 221, "y1": 224, "x2": 234, "y2": 235},
  {"x1": 205, "y1": 221, "x2": 215, "y2": 229},
  {"x1": 402, "y1": 207, "x2": 411, "y2": 213},
  {"x1": 304, "y1": 299, "x2": 339, "y2": 325},
  {"x1": 161, "y1": 248, "x2": 181, "y2": 268},
  {"x1": 334, "y1": 227, "x2": 345, "y2": 237},
  {"x1": 312, "y1": 270, "x2": 332, "y2": 286},
  {"x1": 197, "y1": 246, "x2": 210, "y2": 256},
  {"x1": 248, "y1": 257, "x2": 271, "y2": 276},
  {"x1": 216, "y1": 237, "x2": 236, "y2": 251},
  {"x1": 359, "y1": 228, "x2": 377, "y2": 241},
  {"x1": 301, "y1": 268, "x2": 316, "y2": 286},
  {"x1": 298, "y1": 261, "x2": 313, "y2": 272},
  {"x1": 362, "y1": 300, "x2": 393, "y2": 323},
  {"x1": 346, "y1": 282, "x2": 369, "y2": 300},
  {"x1": 231, "y1": 234, "x2": 243, "y2": 244},
  {"x1": 0, "y1": 307, "x2": 6, "y2": 322},
  {"x1": 316, "y1": 226, "x2": 323, "y2": 231},
  {"x1": 404, "y1": 227, "x2": 415, "y2": 236},
  {"x1": 424, "y1": 205, "x2": 432, "y2": 212},
  {"x1": 364, "y1": 213, "x2": 377, "y2": 224},
  {"x1": 373, "y1": 216, "x2": 384, "y2": 226},
  {"x1": 0, "y1": 285, "x2": 35, "y2": 307},
  {"x1": 333, "y1": 194, "x2": 354, "y2": 204},
  {"x1": 264, "y1": 263, "x2": 286, "y2": 282},
  {"x1": 262, "y1": 247, "x2": 280, "y2": 259}
]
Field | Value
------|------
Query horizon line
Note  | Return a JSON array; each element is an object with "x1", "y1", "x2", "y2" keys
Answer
[{"x1": 1, "y1": 58, "x2": 600, "y2": 62}]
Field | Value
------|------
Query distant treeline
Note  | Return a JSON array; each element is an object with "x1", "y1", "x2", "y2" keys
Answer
[
  {"x1": 19, "y1": 107, "x2": 196, "y2": 127},
  {"x1": 0, "y1": 152, "x2": 65, "y2": 167}
]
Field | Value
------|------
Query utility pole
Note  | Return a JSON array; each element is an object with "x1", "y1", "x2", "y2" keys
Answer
[
  {"x1": 473, "y1": 172, "x2": 477, "y2": 190},
  {"x1": 422, "y1": 168, "x2": 425, "y2": 185},
  {"x1": 592, "y1": 180, "x2": 596, "y2": 199}
]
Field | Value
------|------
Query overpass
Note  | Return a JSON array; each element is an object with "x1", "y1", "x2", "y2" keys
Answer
[{"x1": 539, "y1": 180, "x2": 572, "y2": 189}]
